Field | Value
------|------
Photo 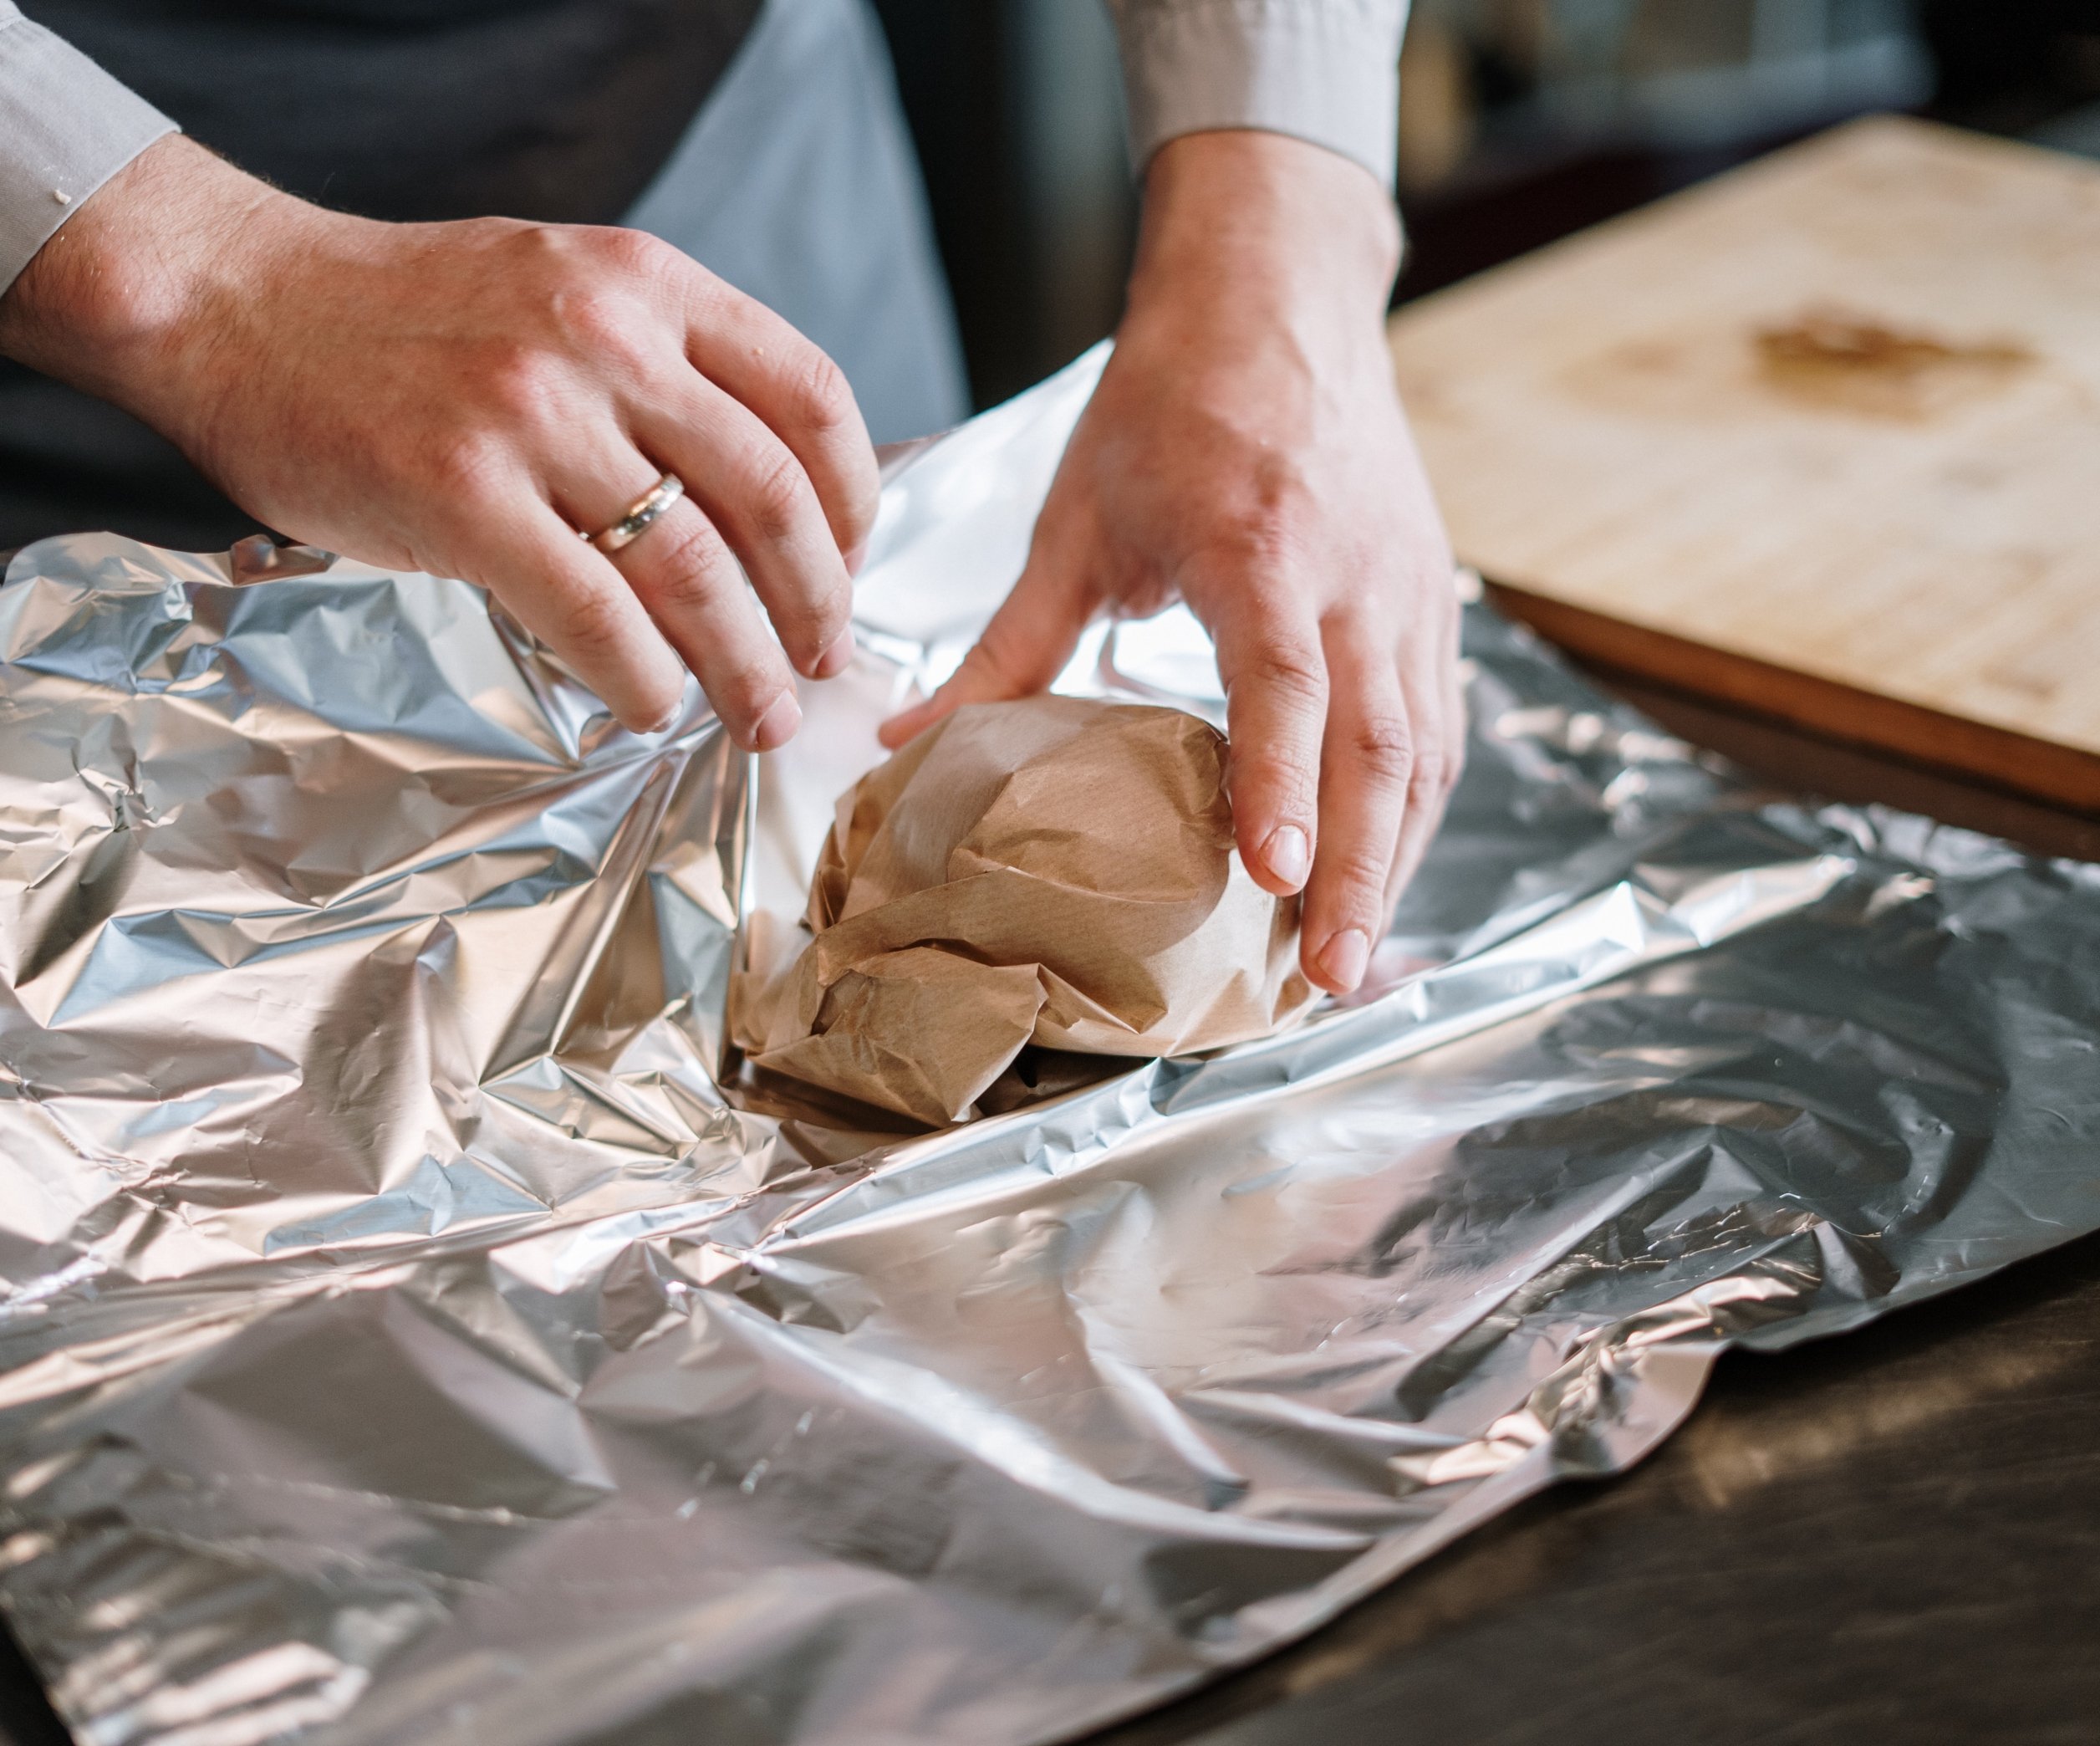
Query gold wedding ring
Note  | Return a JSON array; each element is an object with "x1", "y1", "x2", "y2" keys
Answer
[{"x1": 580, "y1": 472, "x2": 685, "y2": 554}]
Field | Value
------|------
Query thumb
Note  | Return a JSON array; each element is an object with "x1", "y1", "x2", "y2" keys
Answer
[{"x1": 878, "y1": 521, "x2": 1098, "y2": 749}]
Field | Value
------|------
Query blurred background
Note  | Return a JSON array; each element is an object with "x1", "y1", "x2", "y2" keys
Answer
[{"x1": 870, "y1": 0, "x2": 2100, "y2": 409}]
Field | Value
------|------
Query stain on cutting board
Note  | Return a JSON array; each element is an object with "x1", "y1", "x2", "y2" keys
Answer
[
  {"x1": 1754, "y1": 308, "x2": 2034, "y2": 420},
  {"x1": 1559, "y1": 304, "x2": 2036, "y2": 425}
]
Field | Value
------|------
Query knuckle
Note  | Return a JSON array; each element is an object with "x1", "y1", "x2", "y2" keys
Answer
[
  {"x1": 739, "y1": 442, "x2": 812, "y2": 544},
  {"x1": 536, "y1": 232, "x2": 681, "y2": 340},
  {"x1": 590, "y1": 224, "x2": 674, "y2": 280},
  {"x1": 1211, "y1": 471, "x2": 1316, "y2": 569},
  {"x1": 507, "y1": 219, "x2": 673, "y2": 291},
  {"x1": 641, "y1": 519, "x2": 734, "y2": 612},
  {"x1": 1228, "y1": 739, "x2": 1317, "y2": 815},
  {"x1": 549, "y1": 284, "x2": 650, "y2": 367},
  {"x1": 476, "y1": 343, "x2": 563, "y2": 426},
  {"x1": 506, "y1": 218, "x2": 568, "y2": 261},
  {"x1": 1330, "y1": 842, "x2": 1400, "y2": 909},
  {"x1": 554, "y1": 582, "x2": 631, "y2": 662},
  {"x1": 1350, "y1": 711, "x2": 1416, "y2": 788},
  {"x1": 1239, "y1": 647, "x2": 1326, "y2": 715},
  {"x1": 1409, "y1": 743, "x2": 1458, "y2": 799},
  {"x1": 785, "y1": 349, "x2": 854, "y2": 438}
]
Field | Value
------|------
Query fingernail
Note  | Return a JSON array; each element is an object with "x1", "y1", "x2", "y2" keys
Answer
[
  {"x1": 1318, "y1": 927, "x2": 1370, "y2": 992},
  {"x1": 844, "y1": 539, "x2": 869, "y2": 574},
  {"x1": 1262, "y1": 824, "x2": 1311, "y2": 890},
  {"x1": 751, "y1": 692, "x2": 801, "y2": 751},
  {"x1": 813, "y1": 628, "x2": 855, "y2": 679}
]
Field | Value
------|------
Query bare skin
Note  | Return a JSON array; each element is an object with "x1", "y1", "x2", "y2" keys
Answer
[
  {"x1": 883, "y1": 132, "x2": 1461, "y2": 993},
  {"x1": 0, "y1": 135, "x2": 875, "y2": 747},
  {"x1": 0, "y1": 126, "x2": 1459, "y2": 993}
]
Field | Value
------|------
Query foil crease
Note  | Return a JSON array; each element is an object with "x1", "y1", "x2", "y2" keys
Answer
[{"x1": 0, "y1": 350, "x2": 2095, "y2": 1745}]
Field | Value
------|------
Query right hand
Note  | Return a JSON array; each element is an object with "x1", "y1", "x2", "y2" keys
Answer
[{"x1": 0, "y1": 135, "x2": 879, "y2": 743}]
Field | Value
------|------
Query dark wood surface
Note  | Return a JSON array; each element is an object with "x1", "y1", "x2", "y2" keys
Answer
[
  {"x1": 1093, "y1": 1227, "x2": 2100, "y2": 1746},
  {"x1": 0, "y1": 675, "x2": 2095, "y2": 1746}
]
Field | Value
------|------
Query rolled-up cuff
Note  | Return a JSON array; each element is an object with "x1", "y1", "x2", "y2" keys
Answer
[
  {"x1": 0, "y1": 5, "x2": 178, "y2": 295},
  {"x1": 1112, "y1": 0, "x2": 1406, "y2": 188}
]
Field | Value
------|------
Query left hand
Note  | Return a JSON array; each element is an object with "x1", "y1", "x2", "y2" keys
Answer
[{"x1": 880, "y1": 130, "x2": 1462, "y2": 995}]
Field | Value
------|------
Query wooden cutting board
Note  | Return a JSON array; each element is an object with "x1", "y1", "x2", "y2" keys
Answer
[{"x1": 1388, "y1": 115, "x2": 2100, "y2": 811}]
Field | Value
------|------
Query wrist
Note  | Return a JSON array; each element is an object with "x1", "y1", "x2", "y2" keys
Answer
[
  {"x1": 0, "y1": 136, "x2": 293, "y2": 436},
  {"x1": 1126, "y1": 130, "x2": 1400, "y2": 334}
]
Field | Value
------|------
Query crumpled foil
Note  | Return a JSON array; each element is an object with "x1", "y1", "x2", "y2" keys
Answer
[{"x1": 0, "y1": 348, "x2": 2096, "y2": 1746}]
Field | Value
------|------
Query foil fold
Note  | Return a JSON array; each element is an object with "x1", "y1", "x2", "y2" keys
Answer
[{"x1": 0, "y1": 348, "x2": 2095, "y2": 1744}]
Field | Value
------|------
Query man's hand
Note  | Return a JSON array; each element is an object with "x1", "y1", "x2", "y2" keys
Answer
[
  {"x1": 0, "y1": 135, "x2": 879, "y2": 744},
  {"x1": 881, "y1": 131, "x2": 1461, "y2": 994}
]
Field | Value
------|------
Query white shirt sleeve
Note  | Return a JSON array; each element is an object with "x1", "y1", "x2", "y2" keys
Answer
[
  {"x1": 0, "y1": 2, "x2": 177, "y2": 296},
  {"x1": 1106, "y1": 0, "x2": 1410, "y2": 186}
]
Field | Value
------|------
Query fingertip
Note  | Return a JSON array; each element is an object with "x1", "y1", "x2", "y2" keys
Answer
[
  {"x1": 749, "y1": 691, "x2": 802, "y2": 752},
  {"x1": 1310, "y1": 926, "x2": 1371, "y2": 995},
  {"x1": 813, "y1": 627, "x2": 855, "y2": 680},
  {"x1": 616, "y1": 660, "x2": 691, "y2": 738},
  {"x1": 616, "y1": 698, "x2": 681, "y2": 737},
  {"x1": 1253, "y1": 823, "x2": 1311, "y2": 893}
]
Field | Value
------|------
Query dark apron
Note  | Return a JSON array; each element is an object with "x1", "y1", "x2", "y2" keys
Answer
[{"x1": 2, "y1": 0, "x2": 762, "y2": 551}]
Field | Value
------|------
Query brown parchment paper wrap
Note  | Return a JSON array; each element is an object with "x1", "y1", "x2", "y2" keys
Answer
[{"x1": 731, "y1": 696, "x2": 1315, "y2": 1123}]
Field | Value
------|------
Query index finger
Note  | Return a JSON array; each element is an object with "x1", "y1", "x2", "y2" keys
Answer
[{"x1": 680, "y1": 277, "x2": 881, "y2": 567}]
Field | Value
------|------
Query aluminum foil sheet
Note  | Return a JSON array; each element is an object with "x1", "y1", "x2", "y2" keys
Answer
[{"x1": 0, "y1": 348, "x2": 2097, "y2": 1746}]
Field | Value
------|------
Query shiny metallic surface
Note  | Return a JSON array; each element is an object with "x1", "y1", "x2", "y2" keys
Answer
[
  {"x1": 0, "y1": 351, "x2": 2096, "y2": 1746},
  {"x1": 583, "y1": 473, "x2": 686, "y2": 554}
]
